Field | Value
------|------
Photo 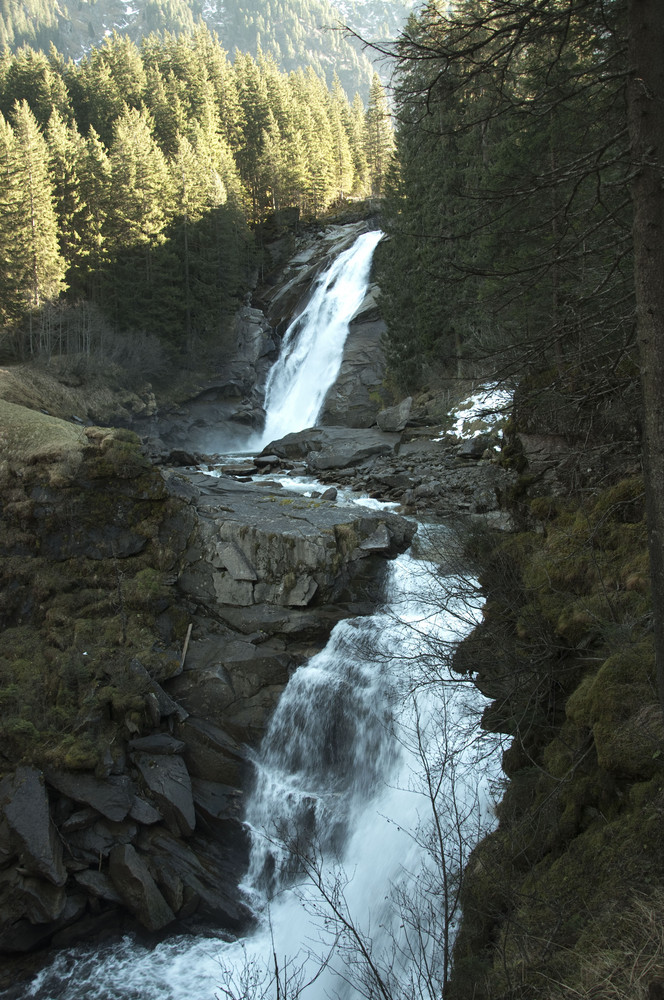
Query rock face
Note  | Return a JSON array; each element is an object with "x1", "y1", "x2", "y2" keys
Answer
[
  {"x1": 319, "y1": 284, "x2": 390, "y2": 428},
  {"x1": 175, "y1": 469, "x2": 413, "y2": 611},
  {"x1": 0, "y1": 768, "x2": 66, "y2": 887},
  {"x1": 108, "y1": 844, "x2": 175, "y2": 931}
]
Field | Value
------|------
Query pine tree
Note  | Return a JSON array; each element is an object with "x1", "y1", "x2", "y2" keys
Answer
[
  {"x1": 9, "y1": 100, "x2": 66, "y2": 350},
  {"x1": 76, "y1": 125, "x2": 112, "y2": 302},
  {"x1": 0, "y1": 113, "x2": 26, "y2": 326},
  {"x1": 0, "y1": 45, "x2": 72, "y2": 127},
  {"x1": 107, "y1": 105, "x2": 174, "y2": 330},
  {"x1": 46, "y1": 109, "x2": 89, "y2": 281},
  {"x1": 364, "y1": 73, "x2": 393, "y2": 197}
]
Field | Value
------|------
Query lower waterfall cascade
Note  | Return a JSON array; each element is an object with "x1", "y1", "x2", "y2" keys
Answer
[{"x1": 26, "y1": 537, "x2": 502, "y2": 1000}]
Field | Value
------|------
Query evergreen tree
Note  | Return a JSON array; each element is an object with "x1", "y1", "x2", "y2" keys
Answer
[
  {"x1": 329, "y1": 74, "x2": 354, "y2": 200},
  {"x1": 7, "y1": 100, "x2": 66, "y2": 349},
  {"x1": 0, "y1": 113, "x2": 26, "y2": 325},
  {"x1": 107, "y1": 105, "x2": 174, "y2": 330},
  {"x1": 0, "y1": 44, "x2": 72, "y2": 127},
  {"x1": 46, "y1": 109, "x2": 90, "y2": 280},
  {"x1": 364, "y1": 72, "x2": 393, "y2": 197},
  {"x1": 76, "y1": 126, "x2": 112, "y2": 302},
  {"x1": 380, "y1": 1, "x2": 630, "y2": 390}
]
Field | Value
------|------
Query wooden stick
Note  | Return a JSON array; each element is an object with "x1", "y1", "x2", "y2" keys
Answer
[{"x1": 180, "y1": 622, "x2": 193, "y2": 669}]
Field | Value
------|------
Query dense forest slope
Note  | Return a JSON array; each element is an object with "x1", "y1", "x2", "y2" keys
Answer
[
  {"x1": 0, "y1": 0, "x2": 412, "y2": 100},
  {"x1": 0, "y1": 28, "x2": 393, "y2": 370}
]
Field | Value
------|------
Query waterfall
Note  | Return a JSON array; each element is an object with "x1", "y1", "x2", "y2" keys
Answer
[
  {"x1": 259, "y1": 230, "x2": 383, "y2": 448},
  {"x1": 26, "y1": 538, "x2": 502, "y2": 1000}
]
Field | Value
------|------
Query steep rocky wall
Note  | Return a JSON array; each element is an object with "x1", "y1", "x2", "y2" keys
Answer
[
  {"x1": 0, "y1": 401, "x2": 415, "y2": 972},
  {"x1": 446, "y1": 462, "x2": 664, "y2": 999},
  {"x1": 319, "y1": 283, "x2": 391, "y2": 428}
]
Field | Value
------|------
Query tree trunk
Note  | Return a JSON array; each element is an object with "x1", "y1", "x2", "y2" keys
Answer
[{"x1": 627, "y1": 0, "x2": 664, "y2": 708}]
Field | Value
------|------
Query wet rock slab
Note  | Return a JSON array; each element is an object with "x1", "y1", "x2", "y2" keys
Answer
[{"x1": 171, "y1": 469, "x2": 415, "y2": 613}]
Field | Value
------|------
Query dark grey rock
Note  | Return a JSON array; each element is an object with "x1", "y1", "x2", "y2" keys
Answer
[
  {"x1": 139, "y1": 827, "x2": 250, "y2": 928},
  {"x1": 45, "y1": 771, "x2": 134, "y2": 823},
  {"x1": 167, "y1": 632, "x2": 293, "y2": 743},
  {"x1": 319, "y1": 290, "x2": 389, "y2": 428},
  {"x1": 457, "y1": 435, "x2": 493, "y2": 459},
  {"x1": 377, "y1": 397, "x2": 413, "y2": 433},
  {"x1": 129, "y1": 795, "x2": 163, "y2": 826},
  {"x1": 0, "y1": 869, "x2": 66, "y2": 924},
  {"x1": 73, "y1": 869, "x2": 123, "y2": 904},
  {"x1": 132, "y1": 753, "x2": 196, "y2": 837},
  {"x1": 176, "y1": 717, "x2": 246, "y2": 787},
  {"x1": 0, "y1": 892, "x2": 87, "y2": 954},
  {"x1": 0, "y1": 766, "x2": 66, "y2": 886},
  {"x1": 60, "y1": 807, "x2": 99, "y2": 833},
  {"x1": 109, "y1": 844, "x2": 175, "y2": 931},
  {"x1": 191, "y1": 779, "x2": 244, "y2": 826},
  {"x1": 127, "y1": 735, "x2": 186, "y2": 755},
  {"x1": 359, "y1": 523, "x2": 392, "y2": 551},
  {"x1": 0, "y1": 819, "x2": 13, "y2": 868},
  {"x1": 63, "y1": 819, "x2": 138, "y2": 863}
]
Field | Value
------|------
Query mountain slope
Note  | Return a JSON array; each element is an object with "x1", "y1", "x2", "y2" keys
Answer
[{"x1": 0, "y1": 0, "x2": 412, "y2": 99}]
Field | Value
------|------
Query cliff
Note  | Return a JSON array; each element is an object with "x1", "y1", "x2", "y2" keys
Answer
[
  {"x1": 0, "y1": 393, "x2": 414, "y2": 975},
  {"x1": 447, "y1": 401, "x2": 664, "y2": 998}
]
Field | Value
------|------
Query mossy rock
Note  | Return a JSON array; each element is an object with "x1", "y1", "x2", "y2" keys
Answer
[{"x1": 567, "y1": 640, "x2": 656, "y2": 729}]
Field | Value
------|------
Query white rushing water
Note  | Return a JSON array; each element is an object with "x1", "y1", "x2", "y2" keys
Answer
[
  {"x1": 27, "y1": 539, "x2": 502, "y2": 1000},
  {"x1": 258, "y1": 230, "x2": 383, "y2": 448}
]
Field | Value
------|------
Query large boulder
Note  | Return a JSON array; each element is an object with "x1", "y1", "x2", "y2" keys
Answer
[
  {"x1": 263, "y1": 426, "x2": 401, "y2": 469},
  {"x1": 377, "y1": 397, "x2": 413, "y2": 433},
  {"x1": 0, "y1": 767, "x2": 66, "y2": 886},
  {"x1": 174, "y1": 470, "x2": 414, "y2": 614},
  {"x1": 45, "y1": 771, "x2": 134, "y2": 823},
  {"x1": 108, "y1": 844, "x2": 175, "y2": 932},
  {"x1": 175, "y1": 717, "x2": 247, "y2": 787},
  {"x1": 131, "y1": 752, "x2": 196, "y2": 837}
]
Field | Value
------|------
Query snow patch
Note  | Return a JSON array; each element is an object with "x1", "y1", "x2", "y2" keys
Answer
[{"x1": 440, "y1": 384, "x2": 513, "y2": 441}]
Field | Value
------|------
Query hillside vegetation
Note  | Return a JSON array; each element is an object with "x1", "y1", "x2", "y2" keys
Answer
[
  {"x1": 0, "y1": 29, "x2": 393, "y2": 366},
  {"x1": 374, "y1": 0, "x2": 664, "y2": 996},
  {"x1": 0, "y1": 0, "x2": 411, "y2": 100}
]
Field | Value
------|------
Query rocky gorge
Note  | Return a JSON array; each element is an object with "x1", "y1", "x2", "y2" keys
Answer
[
  {"x1": 2, "y1": 216, "x2": 656, "y2": 1000},
  {"x1": 0, "y1": 221, "x2": 521, "y2": 989}
]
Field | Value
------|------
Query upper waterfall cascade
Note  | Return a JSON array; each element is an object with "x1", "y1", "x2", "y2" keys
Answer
[{"x1": 259, "y1": 229, "x2": 383, "y2": 448}]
